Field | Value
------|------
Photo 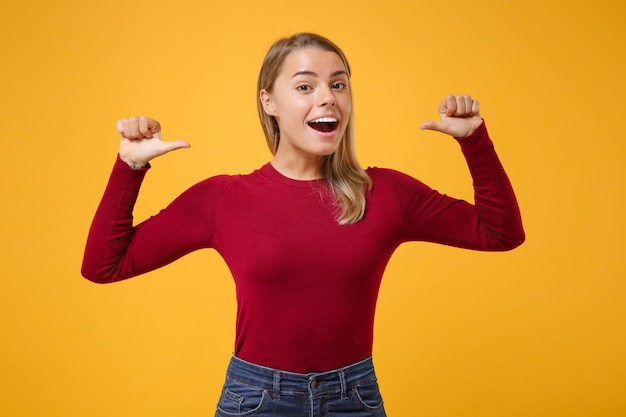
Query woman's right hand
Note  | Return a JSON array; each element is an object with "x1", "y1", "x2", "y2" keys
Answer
[{"x1": 116, "y1": 116, "x2": 190, "y2": 167}]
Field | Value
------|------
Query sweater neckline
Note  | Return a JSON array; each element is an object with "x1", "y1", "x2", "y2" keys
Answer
[{"x1": 260, "y1": 163, "x2": 327, "y2": 188}]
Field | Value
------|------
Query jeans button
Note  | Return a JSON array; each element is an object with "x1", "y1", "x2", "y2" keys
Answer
[{"x1": 311, "y1": 380, "x2": 318, "y2": 389}]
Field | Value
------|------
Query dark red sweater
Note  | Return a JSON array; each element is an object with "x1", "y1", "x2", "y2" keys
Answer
[{"x1": 82, "y1": 122, "x2": 524, "y2": 373}]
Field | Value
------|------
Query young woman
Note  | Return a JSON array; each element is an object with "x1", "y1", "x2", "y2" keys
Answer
[{"x1": 82, "y1": 33, "x2": 524, "y2": 417}]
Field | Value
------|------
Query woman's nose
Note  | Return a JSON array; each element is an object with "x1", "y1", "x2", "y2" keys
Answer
[{"x1": 316, "y1": 86, "x2": 336, "y2": 107}]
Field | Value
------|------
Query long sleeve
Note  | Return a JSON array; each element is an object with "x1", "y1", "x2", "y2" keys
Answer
[
  {"x1": 383, "y1": 121, "x2": 525, "y2": 251},
  {"x1": 81, "y1": 156, "x2": 230, "y2": 283}
]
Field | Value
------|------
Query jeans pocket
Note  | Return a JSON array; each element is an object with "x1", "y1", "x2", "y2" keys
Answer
[
  {"x1": 216, "y1": 378, "x2": 268, "y2": 417},
  {"x1": 352, "y1": 378, "x2": 385, "y2": 412}
]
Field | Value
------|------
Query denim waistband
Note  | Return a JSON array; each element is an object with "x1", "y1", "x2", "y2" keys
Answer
[{"x1": 225, "y1": 355, "x2": 378, "y2": 397}]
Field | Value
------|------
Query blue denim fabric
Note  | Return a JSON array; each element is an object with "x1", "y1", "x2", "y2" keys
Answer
[{"x1": 215, "y1": 356, "x2": 387, "y2": 417}]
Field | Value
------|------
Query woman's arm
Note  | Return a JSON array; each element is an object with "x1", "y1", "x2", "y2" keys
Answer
[
  {"x1": 81, "y1": 116, "x2": 209, "y2": 283},
  {"x1": 115, "y1": 116, "x2": 190, "y2": 168},
  {"x1": 393, "y1": 95, "x2": 525, "y2": 250}
]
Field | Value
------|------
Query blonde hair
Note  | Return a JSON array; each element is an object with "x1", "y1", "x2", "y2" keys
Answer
[{"x1": 257, "y1": 33, "x2": 371, "y2": 225}]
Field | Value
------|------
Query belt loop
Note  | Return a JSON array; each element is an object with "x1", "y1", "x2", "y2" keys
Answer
[
  {"x1": 273, "y1": 371, "x2": 281, "y2": 401},
  {"x1": 339, "y1": 370, "x2": 347, "y2": 400}
]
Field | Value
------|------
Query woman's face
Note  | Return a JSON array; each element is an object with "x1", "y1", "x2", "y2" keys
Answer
[{"x1": 261, "y1": 47, "x2": 351, "y2": 160}]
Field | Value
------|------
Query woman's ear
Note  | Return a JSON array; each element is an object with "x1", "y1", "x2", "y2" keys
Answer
[{"x1": 260, "y1": 89, "x2": 277, "y2": 116}]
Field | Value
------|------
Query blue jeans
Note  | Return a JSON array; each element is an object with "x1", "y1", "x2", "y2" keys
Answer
[{"x1": 215, "y1": 355, "x2": 387, "y2": 416}]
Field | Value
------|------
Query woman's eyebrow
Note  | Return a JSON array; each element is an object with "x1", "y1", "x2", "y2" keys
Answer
[{"x1": 291, "y1": 70, "x2": 348, "y2": 78}]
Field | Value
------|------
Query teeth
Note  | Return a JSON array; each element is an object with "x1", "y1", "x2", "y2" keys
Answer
[{"x1": 310, "y1": 117, "x2": 337, "y2": 123}]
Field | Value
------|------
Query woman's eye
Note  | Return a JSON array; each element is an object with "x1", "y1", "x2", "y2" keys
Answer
[
  {"x1": 332, "y1": 82, "x2": 347, "y2": 90},
  {"x1": 296, "y1": 85, "x2": 311, "y2": 91}
]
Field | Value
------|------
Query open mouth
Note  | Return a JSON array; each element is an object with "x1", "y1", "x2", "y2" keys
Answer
[{"x1": 308, "y1": 117, "x2": 338, "y2": 133}]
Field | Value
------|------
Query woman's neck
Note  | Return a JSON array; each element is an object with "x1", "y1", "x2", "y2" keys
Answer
[{"x1": 270, "y1": 153, "x2": 324, "y2": 180}]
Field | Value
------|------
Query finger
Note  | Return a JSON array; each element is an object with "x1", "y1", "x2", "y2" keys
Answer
[
  {"x1": 119, "y1": 117, "x2": 135, "y2": 138},
  {"x1": 138, "y1": 116, "x2": 152, "y2": 139},
  {"x1": 145, "y1": 117, "x2": 161, "y2": 137},
  {"x1": 455, "y1": 95, "x2": 467, "y2": 115},
  {"x1": 120, "y1": 118, "x2": 131, "y2": 138},
  {"x1": 471, "y1": 99, "x2": 480, "y2": 116},
  {"x1": 440, "y1": 94, "x2": 456, "y2": 118},
  {"x1": 463, "y1": 95, "x2": 473, "y2": 115},
  {"x1": 128, "y1": 116, "x2": 140, "y2": 138},
  {"x1": 116, "y1": 120, "x2": 124, "y2": 135}
]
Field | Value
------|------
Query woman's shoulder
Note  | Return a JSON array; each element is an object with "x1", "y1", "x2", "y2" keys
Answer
[
  {"x1": 190, "y1": 172, "x2": 242, "y2": 190},
  {"x1": 365, "y1": 166, "x2": 433, "y2": 196},
  {"x1": 366, "y1": 166, "x2": 422, "y2": 184},
  {"x1": 187, "y1": 163, "x2": 272, "y2": 192}
]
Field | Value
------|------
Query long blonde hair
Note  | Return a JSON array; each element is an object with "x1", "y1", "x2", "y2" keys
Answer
[{"x1": 257, "y1": 33, "x2": 371, "y2": 225}]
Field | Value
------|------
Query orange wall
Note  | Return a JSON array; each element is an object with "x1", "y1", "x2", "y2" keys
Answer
[{"x1": 1, "y1": 1, "x2": 625, "y2": 416}]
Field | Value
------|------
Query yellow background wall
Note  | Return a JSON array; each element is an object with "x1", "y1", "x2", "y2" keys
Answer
[{"x1": 1, "y1": 0, "x2": 624, "y2": 416}]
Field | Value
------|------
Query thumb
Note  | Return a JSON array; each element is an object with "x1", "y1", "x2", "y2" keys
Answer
[
  {"x1": 162, "y1": 139, "x2": 191, "y2": 153},
  {"x1": 148, "y1": 138, "x2": 191, "y2": 161},
  {"x1": 420, "y1": 120, "x2": 444, "y2": 132}
]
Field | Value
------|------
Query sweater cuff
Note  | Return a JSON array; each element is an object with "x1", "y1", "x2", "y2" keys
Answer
[
  {"x1": 105, "y1": 155, "x2": 150, "y2": 200},
  {"x1": 115, "y1": 154, "x2": 151, "y2": 171},
  {"x1": 455, "y1": 119, "x2": 496, "y2": 156}
]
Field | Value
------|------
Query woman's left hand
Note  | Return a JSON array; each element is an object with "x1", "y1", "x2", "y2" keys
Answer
[{"x1": 420, "y1": 94, "x2": 483, "y2": 138}]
